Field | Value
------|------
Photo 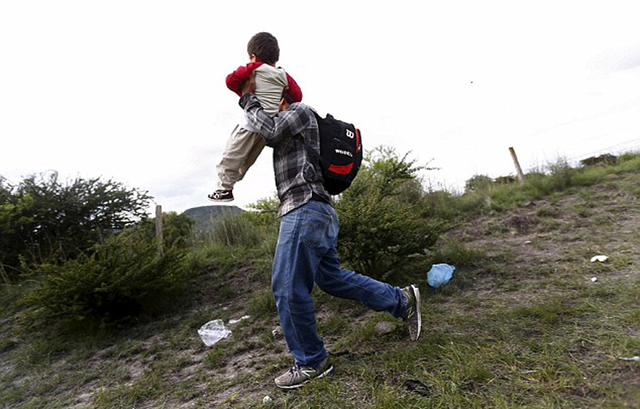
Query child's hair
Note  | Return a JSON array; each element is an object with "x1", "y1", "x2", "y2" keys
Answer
[{"x1": 247, "y1": 32, "x2": 280, "y2": 65}]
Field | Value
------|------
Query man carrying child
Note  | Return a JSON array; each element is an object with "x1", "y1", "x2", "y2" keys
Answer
[{"x1": 237, "y1": 69, "x2": 423, "y2": 389}]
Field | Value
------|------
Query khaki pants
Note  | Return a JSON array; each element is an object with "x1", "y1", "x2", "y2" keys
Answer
[{"x1": 216, "y1": 125, "x2": 266, "y2": 191}]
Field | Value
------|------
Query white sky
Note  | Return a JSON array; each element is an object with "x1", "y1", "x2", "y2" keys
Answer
[{"x1": 1, "y1": 1, "x2": 639, "y2": 213}]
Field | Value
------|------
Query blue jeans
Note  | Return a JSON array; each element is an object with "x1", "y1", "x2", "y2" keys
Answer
[{"x1": 272, "y1": 200, "x2": 406, "y2": 367}]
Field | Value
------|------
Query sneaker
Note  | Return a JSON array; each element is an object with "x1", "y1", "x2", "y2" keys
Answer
[
  {"x1": 401, "y1": 284, "x2": 422, "y2": 341},
  {"x1": 208, "y1": 190, "x2": 233, "y2": 202},
  {"x1": 274, "y1": 357, "x2": 334, "y2": 389}
]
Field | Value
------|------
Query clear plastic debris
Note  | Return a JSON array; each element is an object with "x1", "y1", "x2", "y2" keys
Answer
[
  {"x1": 198, "y1": 319, "x2": 232, "y2": 346},
  {"x1": 228, "y1": 315, "x2": 251, "y2": 325},
  {"x1": 590, "y1": 255, "x2": 608, "y2": 263},
  {"x1": 618, "y1": 356, "x2": 640, "y2": 362}
]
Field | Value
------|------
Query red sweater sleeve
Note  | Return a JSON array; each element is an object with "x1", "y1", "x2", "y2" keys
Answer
[
  {"x1": 225, "y1": 62, "x2": 263, "y2": 97},
  {"x1": 285, "y1": 73, "x2": 303, "y2": 102}
]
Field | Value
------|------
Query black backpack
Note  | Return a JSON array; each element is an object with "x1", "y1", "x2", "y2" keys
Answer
[{"x1": 307, "y1": 111, "x2": 363, "y2": 195}]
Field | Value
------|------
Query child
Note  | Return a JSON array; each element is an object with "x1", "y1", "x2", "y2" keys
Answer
[{"x1": 208, "y1": 32, "x2": 302, "y2": 202}]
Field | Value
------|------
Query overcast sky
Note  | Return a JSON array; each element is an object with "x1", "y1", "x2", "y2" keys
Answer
[{"x1": 2, "y1": 1, "x2": 639, "y2": 214}]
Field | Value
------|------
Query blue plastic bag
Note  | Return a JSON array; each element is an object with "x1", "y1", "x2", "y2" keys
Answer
[{"x1": 427, "y1": 264, "x2": 455, "y2": 288}]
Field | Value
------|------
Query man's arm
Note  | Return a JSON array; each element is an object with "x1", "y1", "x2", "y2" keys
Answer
[{"x1": 239, "y1": 93, "x2": 309, "y2": 147}]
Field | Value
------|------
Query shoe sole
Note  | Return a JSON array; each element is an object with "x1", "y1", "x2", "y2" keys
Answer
[
  {"x1": 275, "y1": 365, "x2": 334, "y2": 389},
  {"x1": 207, "y1": 197, "x2": 233, "y2": 202},
  {"x1": 412, "y1": 284, "x2": 422, "y2": 341}
]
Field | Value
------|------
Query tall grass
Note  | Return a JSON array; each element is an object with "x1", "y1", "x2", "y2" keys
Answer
[
  {"x1": 186, "y1": 212, "x2": 277, "y2": 274},
  {"x1": 208, "y1": 213, "x2": 264, "y2": 247},
  {"x1": 423, "y1": 151, "x2": 640, "y2": 220}
]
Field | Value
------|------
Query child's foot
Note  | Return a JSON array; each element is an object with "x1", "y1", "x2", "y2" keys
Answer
[{"x1": 208, "y1": 190, "x2": 234, "y2": 202}]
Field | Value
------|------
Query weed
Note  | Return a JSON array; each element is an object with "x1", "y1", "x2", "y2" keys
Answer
[
  {"x1": 203, "y1": 346, "x2": 230, "y2": 369},
  {"x1": 317, "y1": 314, "x2": 348, "y2": 336},
  {"x1": 247, "y1": 289, "x2": 277, "y2": 318},
  {"x1": 537, "y1": 205, "x2": 560, "y2": 218},
  {"x1": 428, "y1": 238, "x2": 486, "y2": 268}
]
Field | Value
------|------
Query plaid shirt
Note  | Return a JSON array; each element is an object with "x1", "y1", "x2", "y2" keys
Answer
[{"x1": 239, "y1": 93, "x2": 332, "y2": 217}]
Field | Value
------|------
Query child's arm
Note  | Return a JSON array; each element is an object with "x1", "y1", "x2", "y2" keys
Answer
[
  {"x1": 225, "y1": 62, "x2": 263, "y2": 97},
  {"x1": 285, "y1": 73, "x2": 303, "y2": 103}
]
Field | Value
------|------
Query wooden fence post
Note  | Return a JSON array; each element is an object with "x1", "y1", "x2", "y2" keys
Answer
[
  {"x1": 155, "y1": 205, "x2": 163, "y2": 256},
  {"x1": 509, "y1": 147, "x2": 525, "y2": 184}
]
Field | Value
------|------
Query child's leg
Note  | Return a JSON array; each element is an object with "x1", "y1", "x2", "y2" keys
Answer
[
  {"x1": 238, "y1": 132, "x2": 266, "y2": 179},
  {"x1": 216, "y1": 126, "x2": 261, "y2": 191}
]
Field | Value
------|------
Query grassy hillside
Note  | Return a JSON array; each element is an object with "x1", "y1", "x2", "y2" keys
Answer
[{"x1": 1, "y1": 155, "x2": 639, "y2": 408}]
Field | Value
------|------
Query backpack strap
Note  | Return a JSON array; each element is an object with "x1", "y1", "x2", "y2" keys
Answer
[{"x1": 300, "y1": 109, "x2": 324, "y2": 182}]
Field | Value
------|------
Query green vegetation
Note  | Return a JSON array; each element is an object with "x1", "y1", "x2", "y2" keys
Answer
[
  {"x1": 1, "y1": 151, "x2": 639, "y2": 408},
  {"x1": 21, "y1": 234, "x2": 189, "y2": 326},
  {"x1": 337, "y1": 148, "x2": 441, "y2": 279},
  {"x1": 438, "y1": 152, "x2": 640, "y2": 216},
  {"x1": 0, "y1": 172, "x2": 150, "y2": 280}
]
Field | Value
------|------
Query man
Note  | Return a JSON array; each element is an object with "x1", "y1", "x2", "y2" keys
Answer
[{"x1": 239, "y1": 76, "x2": 421, "y2": 389}]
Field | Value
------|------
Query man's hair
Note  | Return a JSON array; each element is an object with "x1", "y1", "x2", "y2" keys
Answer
[{"x1": 247, "y1": 32, "x2": 280, "y2": 64}]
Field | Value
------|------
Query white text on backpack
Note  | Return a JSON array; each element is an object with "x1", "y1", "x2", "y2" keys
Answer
[{"x1": 335, "y1": 149, "x2": 353, "y2": 158}]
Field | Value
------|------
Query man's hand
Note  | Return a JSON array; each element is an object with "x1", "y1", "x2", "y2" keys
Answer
[
  {"x1": 278, "y1": 86, "x2": 291, "y2": 111},
  {"x1": 241, "y1": 72, "x2": 256, "y2": 95},
  {"x1": 278, "y1": 97, "x2": 290, "y2": 112}
]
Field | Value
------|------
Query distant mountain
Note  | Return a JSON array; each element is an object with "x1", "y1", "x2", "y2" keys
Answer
[{"x1": 182, "y1": 205, "x2": 243, "y2": 235}]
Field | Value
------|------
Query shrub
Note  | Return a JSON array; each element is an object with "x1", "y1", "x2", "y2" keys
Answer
[
  {"x1": 615, "y1": 152, "x2": 640, "y2": 172},
  {"x1": 21, "y1": 233, "x2": 188, "y2": 325},
  {"x1": 546, "y1": 157, "x2": 575, "y2": 191},
  {"x1": 580, "y1": 153, "x2": 617, "y2": 167},
  {"x1": 245, "y1": 196, "x2": 280, "y2": 231},
  {"x1": 336, "y1": 147, "x2": 441, "y2": 279},
  {"x1": 0, "y1": 172, "x2": 150, "y2": 277},
  {"x1": 464, "y1": 175, "x2": 494, "y2": 193},
  {"x1": 125, "y1": 211, "x2": 194, "y2": 249}
]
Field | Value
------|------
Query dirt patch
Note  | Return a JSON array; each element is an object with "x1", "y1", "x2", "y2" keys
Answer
[{"x1": 504, "y1": 213, "x2": 539, "y2": 234}]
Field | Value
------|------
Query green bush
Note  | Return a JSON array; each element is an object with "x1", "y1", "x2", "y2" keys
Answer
[
  {"x1": 21, "y1": 233, "x2": 188, "y2": 325},
  {"x1": 615, "y1": 152, "x2": 640, "y2": 173},
  {"x1": 336, "y1": 147, "x2": 441, "y2": 279},
  {"x1": 245, "y1": 196, "x2": 280, "y2": 231},
  {"x1": 244, "y1": 195, "x2": 280, "y2": 253},
  {"x1": 0, "y1": 172, "x2": 150, "y2": 278},
  {"x1": 464, "y1": 175, "x2": 494, "y2": 193},
  {"x1": 125, "y1": 211, "x2": 195, "y2": 249}
]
